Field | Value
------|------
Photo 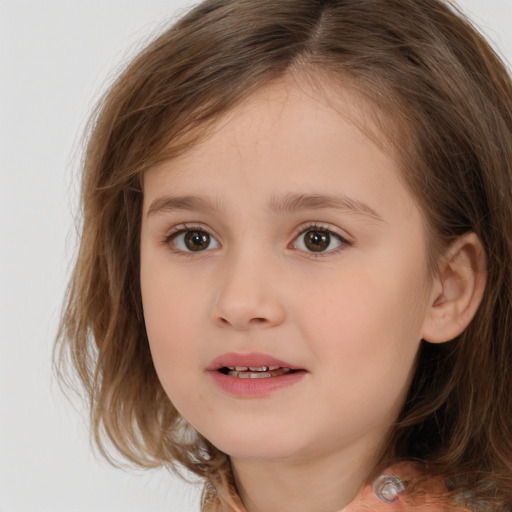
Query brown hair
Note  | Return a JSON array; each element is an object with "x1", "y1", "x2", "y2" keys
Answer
[{"x1": 55, "y1": 0, "x2": 512, "y2": 510}]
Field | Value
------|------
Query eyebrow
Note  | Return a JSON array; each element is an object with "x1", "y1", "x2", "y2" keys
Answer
[
  {"x1": 147, "y1": 195, "x2": 226, "y2": 217},
  {"x1": 147, "y1": 192, "x2": 383, "y2": 221},
  {"x1": 268, "y1": 192, "x2": 383, "y2": 221}
]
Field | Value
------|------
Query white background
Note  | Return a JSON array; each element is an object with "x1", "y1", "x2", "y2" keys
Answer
[{"x1": 1, "y1": 1, "x2": 511, "y2": 511}]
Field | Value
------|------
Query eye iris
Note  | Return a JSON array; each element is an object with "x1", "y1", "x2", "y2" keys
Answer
[
  {"x1": 305, "y1": 230, "x2": 330, "y2": 252},
  {"x1": 184, "y1": 231, "x2": 210, "y2": 251}
]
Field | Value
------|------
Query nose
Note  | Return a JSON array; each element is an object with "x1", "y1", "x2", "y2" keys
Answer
[{"x1": 210, "y1": 251, "x2": 287, "y2": 331}]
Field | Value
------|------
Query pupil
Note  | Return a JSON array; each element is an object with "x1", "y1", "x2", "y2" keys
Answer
[
  {"x1": 185, "y1": 231, "x2": 210, "y2": 251},
  {"x1": 305, "y1": 230, "x2": 330, "y2": 252}
]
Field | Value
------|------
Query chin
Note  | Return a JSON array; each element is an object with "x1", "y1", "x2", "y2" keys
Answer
[{"x1": 205, "y1": 428, "x2": 308, "y2": 462}]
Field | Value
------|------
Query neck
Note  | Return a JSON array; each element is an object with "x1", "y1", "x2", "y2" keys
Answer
[{"x1": 231, "y1": 440, "x2": 381, "y2": 512}]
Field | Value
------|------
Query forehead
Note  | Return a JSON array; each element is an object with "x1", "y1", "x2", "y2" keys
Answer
[
  {"x1": 217, "y1": 75, "x2": 396, "y2": 155},
  {"x1": 142, "y1": 77, "x2": 421, "y2": 233},
  {"x1": 147, "y1": 75, "x2": 401, "y2": 182}
]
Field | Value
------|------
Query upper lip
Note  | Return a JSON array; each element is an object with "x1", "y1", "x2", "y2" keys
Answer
[{"x1": 207, "y1": 352, "x2": 302, "y2": 371}]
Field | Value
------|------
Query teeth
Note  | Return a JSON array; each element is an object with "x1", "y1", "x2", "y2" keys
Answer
[
  {"x1": 226, "y1": 366, "x2": 284, "y2": 372},
  {"x1": 225, "y1": 367, "x2": 293, "y2": 378},
  {"x1": 238, "y1": 372, "x2": 272, "y2": 379}
]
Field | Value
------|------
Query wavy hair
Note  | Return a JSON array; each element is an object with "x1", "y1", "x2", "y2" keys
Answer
[{"x1": 55, "y1": 0, "x2": 512, "y2": 510}]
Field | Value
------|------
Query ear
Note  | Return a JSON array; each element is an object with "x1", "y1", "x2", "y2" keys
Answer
[{"x1": 421, "y1": 232, "x2": 487, "y2": 344}]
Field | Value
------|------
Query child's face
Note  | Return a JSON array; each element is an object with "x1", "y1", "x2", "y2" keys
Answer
[{"x1": 140, "y1": 79, "x2": 437, "y2": 465}]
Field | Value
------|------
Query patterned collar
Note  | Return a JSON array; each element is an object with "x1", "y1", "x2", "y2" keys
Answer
[{"x1": 341, "y1": 463, "x2": 472, "y2": 512}]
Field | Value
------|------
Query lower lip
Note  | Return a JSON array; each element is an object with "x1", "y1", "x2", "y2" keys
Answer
[{"x1": 209, "y1": 370, "x2": 306, "y2": 397}]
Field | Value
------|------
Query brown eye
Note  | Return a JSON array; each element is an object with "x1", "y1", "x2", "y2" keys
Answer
[
  {"x1": 184, "y1": 231, "x2": 210, "y2": 251},
  {"x1": 304, "y1": 230, "x2": 331, "y2": 252},
  {"x1": 171, "y1": 229, "x2": 220, "y2": 252},
  {"x1": 293, "y1": 226, "x2": 345, "y2": 254}
]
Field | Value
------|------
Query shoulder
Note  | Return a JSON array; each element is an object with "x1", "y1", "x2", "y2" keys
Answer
[{"x1": 342, "y1": 463, "x2": 472, "y2": 512}]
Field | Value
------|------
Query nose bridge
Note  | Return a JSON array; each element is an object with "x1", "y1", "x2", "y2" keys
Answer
[{"x1": 211, "y1": 241, "x2": 286, "y2": 330}]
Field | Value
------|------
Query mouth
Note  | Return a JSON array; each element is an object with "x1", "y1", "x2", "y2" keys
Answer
[
  {"x1": 217, "y1": 366, "x2": 298, "y2": 379},
  {"x1": 207, "y1": 352, "x2": 306, "y2": 396},
  {"x1": 208, "y1": 352, "x2": 304, "y2": 378}
]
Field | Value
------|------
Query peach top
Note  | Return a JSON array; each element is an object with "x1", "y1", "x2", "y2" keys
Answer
[{"x1": 342, "y1": 463, "x2": 472, "y2": 512}]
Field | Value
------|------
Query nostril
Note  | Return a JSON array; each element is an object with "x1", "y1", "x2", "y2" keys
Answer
[
  {"x1": 217, "y1": 316, "x2": 268, "y2": 327},
  {"x1": 249, "y1": 317, "x2": 268, "y2": 326}
]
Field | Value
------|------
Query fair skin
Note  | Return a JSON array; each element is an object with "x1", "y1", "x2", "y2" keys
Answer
[{"x1": 140, "y1": 77, "x2": 485, "y2": 512}]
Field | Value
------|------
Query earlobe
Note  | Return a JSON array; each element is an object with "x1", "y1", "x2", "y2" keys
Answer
[{"x1": 421, "y1": 233, "x2": 487, "y2": 344}]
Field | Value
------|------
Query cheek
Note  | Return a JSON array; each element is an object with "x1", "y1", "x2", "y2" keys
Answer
[
  {"x1": 141, "y1": 282, "x2": 212, "y2": 422},
  {"x1": 296, "y1": 275, "x2": 425, "y2": 441},
  {"x1": 140, "y1": 259, "x2": 203, "y2": 391},
  {"x1": 298, "y1": 256, "x2": 428, "y2": 382}
]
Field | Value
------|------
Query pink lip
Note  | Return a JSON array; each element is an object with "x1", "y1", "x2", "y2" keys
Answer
[
  {"x1": 207, "y1": 352, "x2": 302, "y2": 371},
  {"x1": 206, "y1": 352, "x2": 306, "y2": 397}
]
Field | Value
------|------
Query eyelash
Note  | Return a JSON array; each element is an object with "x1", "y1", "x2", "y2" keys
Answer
[
  {"x1": 164, "y1": 222, "x2": 351, "y2": 257},
  {"x1": 164, "y1": 224, "x2": 218, "y2": 256},
  {"x1": 291, "y1": 222, "x2": 350, "y2": 257}
]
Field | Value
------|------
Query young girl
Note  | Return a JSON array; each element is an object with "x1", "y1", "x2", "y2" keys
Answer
[{"x1": 55, "y1": 0, "x2": 512, "y2": 510}]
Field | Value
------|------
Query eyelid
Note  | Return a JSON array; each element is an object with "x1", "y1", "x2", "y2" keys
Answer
[
  {"x1": 164, "y1": 223, "x2": 221, "y2": 253},
  {"x1": 161, "y1": 221, "x2": 351, "y2": 256},
  {"x1": 290, "y1": 222, "x2": 352, "y2": 255}
]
